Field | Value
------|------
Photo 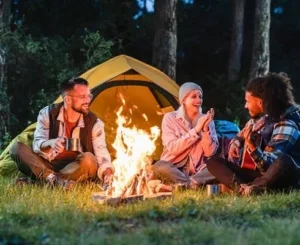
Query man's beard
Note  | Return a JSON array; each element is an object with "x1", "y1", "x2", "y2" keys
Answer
[
  {"x1": 249, "y1": 111, "x2": 263, "y2": 119},
  {"x1": 72, "y1": 104, "x2": 90, "y2": 115}
]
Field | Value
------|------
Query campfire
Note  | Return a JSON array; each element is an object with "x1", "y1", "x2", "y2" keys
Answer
[{"x1": 93, "y1": 93, "x2": 172, "y2": 205}]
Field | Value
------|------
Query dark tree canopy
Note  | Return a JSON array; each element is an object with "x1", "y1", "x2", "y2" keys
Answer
[{"x1": 1, "y1": 0, "x2": 300, "y2": 150}]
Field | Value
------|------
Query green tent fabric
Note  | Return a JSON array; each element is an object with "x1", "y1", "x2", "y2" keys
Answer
[{"x1": 0, "y1": 123, "x2": 36, "y2": 177}]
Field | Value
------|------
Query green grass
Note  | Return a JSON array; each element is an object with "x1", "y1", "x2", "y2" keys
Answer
[{"x1": 1, "y1": 177, "x2": 300, "y2": 245}]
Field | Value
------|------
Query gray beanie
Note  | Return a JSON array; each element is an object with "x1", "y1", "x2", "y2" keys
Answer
[{"x1": 179, "y1": 82, "x2": 203, "y2": 104}]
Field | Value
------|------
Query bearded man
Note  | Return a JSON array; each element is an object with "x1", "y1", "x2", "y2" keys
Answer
[
  {"x1": 10, "y1": 77, "x2": 113, "y2": 190},
  {"x1": 207, "y1": 72, "x2": 300, "y2": 195}
]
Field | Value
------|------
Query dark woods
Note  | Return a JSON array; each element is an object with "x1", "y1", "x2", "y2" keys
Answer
[{"x1": 0, "y1": 0, "x2": 300, "y2": 150}]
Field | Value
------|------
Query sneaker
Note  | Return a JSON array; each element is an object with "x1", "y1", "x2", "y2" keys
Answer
[
  {"x1": 173, "y1": 179, "x2": 198, "y2": 191},
  {"x1": 239, "y1": 184, "x2": 266, "y2": 196},
  {"x1": 172, "y1": 183, "x2": 188, "y2": 191},
  {"x1": 56, "y1": 178, "x2": 76, "y2": 191},
  {"x1": 15, "y1": 177, "x2": 34, "y2": 186},
  {"x1": 46, "y1": 173, "x2": 76, "y2": 191},
  {"x1": 189, "y1": 178, "x2": 199, "y2": 190},
  {"x1": 45, "y1": 173, "x2": 57, "y2": 186}
]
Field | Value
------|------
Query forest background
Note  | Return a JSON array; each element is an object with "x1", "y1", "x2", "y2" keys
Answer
[{"x1": 0, "y1": 0, "x2": 298, "y2": 151}]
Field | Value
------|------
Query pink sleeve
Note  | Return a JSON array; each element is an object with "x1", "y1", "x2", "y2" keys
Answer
[
  {"x1": 161, "y1": 113, "x2": 200, "y2": 157},
  {"x1": 200, "y1": 121, "x2": 219, "y2": 157}
]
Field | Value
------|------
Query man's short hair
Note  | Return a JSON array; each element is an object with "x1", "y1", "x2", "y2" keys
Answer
[{"x1": 60, "y1": 77, "x2": 89, "y2": 95}]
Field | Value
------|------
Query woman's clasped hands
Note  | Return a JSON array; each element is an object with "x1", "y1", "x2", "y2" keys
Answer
[{"x1": 195, "y1": 108, "x2": 215, "y2": 133}]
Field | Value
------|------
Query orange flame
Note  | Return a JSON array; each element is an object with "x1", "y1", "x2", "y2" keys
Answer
[{"x1": 109, "y1": 95, "x2": 160, "y2": 198}]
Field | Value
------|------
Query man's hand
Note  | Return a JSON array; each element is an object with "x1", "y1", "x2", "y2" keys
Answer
[
  {"x1": 51, "y1": 137, "x2": 65, "y2": 153},
  {"x1": 103, "y1": 168, "x2": 113, "y2": 187},
  {"x1": 41, "y1": 137, "x2": 65, "y2": 153},
  {"x1": 228, "y1": 140, "x2": 241, "y2": 162}
]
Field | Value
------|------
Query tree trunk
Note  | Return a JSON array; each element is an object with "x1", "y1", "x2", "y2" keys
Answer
[
  {"x1": 228, "y1": 0, "x2": 246, "y2": 83},
  {"x1": 1, "y1": 0, "x2": 10, "y2": 25},
  {"x1": 249, "y1": 0, "x2": 271, "y2": 80},
  {"x1": 0, "y1": 0, "x2": 11, "y2": 145},
  {"x1": 152, "y1": 0, "x2": 177, "y2": 80}
]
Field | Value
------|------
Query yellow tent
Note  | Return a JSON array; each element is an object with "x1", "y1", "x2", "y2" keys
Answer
[{"x1": 0, "y1": 55, "x2": 179, "y2": 176}]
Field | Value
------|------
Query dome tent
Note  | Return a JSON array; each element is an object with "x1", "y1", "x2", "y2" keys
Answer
[{"x1": 0, "y1": 55, "x2": 180, "y2": 176}]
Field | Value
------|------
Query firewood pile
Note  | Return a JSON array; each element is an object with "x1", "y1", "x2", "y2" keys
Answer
[{"x1": 92, "y1": 168, "x2": 173, "y2": 206}]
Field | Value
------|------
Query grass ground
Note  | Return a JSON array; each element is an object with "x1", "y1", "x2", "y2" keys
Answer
[{"x1": 1, "y1": 177, "x2": 300, "y2": 245}]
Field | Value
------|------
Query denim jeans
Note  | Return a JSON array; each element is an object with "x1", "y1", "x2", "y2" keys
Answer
[
  {"x1": 9, "y1": 142, "x2": 98, "y2": 181},
  {"x1": 152, "y1": 160, "x2": 216, "y2": 186}
]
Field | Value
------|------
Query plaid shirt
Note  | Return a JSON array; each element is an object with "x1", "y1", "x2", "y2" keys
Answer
[{"x1": 234, "y1": 105, "x2": 300, "y2": 170}]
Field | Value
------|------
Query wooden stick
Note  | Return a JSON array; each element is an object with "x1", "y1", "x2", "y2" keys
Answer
[{"x1": 119, "y1": 173, "x2": 139, "y2": 199}]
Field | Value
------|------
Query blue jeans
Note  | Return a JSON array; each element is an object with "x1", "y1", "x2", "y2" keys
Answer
[{"x1": 152, "y1": 160, "x2": 216, "y2": 186}]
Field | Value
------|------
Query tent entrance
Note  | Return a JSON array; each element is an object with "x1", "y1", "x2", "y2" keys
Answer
[{"x1": 90, "y1": 81, "x2": 179, "y2": 160}]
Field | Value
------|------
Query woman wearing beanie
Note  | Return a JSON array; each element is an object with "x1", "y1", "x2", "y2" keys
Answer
[{"x1": 152, "y1": 82, "x2": 219, "y2": 189}]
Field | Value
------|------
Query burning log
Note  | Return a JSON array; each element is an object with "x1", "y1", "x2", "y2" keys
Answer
[
  {"x1": 92, "y1": 171, "x2": 173, "y2": 206},
  {"x1": 92, "y1": 190, "x2": 172, "y2": 206},
  {"x1": 124, "y1": 175, "x2": 137, "y2": 197},
  {"x1": 92, "y1": 95, "x2": 172, "y2": 205}
]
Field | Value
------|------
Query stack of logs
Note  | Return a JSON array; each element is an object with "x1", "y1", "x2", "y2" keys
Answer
[{"x1": 92, "y1": 168, "x2": 173, "y2": 205}]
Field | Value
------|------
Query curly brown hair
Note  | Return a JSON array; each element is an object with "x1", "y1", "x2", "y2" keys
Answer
[{"x1": 245, "y1": 72, "x2": 295, "y2": 119}]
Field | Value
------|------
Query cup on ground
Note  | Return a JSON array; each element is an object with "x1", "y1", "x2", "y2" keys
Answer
[{"x1": 207, "y1": 184, "x2": 220, "y2": 196}]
